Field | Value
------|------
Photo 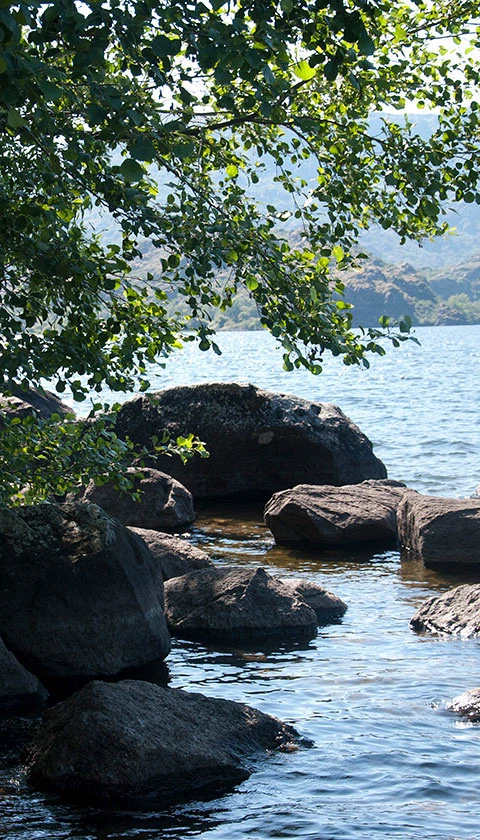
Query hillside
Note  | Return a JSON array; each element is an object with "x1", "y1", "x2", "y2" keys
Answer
[
  {"x1": 86, "y1": 111, "x2": 480, "y2": 328},
  {"x1": 132, "y1": 241, "x2": 480, "y2": 328},
  {"x1": 339, "y1": 256, "x2": 480, "y2": 326},
  {"x1": 336, "y1": 259, "x2": 435, "y2": 326}
]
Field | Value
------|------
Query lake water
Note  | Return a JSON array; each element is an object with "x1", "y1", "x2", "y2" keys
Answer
[{"x1": 3, "y1": 325, "x2": 480, "y2": 840}]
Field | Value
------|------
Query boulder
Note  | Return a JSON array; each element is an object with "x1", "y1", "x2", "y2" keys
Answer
[
  {"x1": 398, "y1": 491, "x2": 480, "y2": 567},
  {"x1": 0, "y1": 386, "x2": 71, "y2": 419},
  {"x1": 164, "y1": 566, "x2": 318, "y2": 641},
  {"x1": 264, "y1": 480, "x2": 406, "y2": 546},
  {"x1": 25, "y1": 679, "x2": 304, "y2": 804},
  {"x1": 114, "y1": 383, "x2": 387, "y2": 500},
  {"x1": 278, "y1": 578, "x2": 347, "y2": 622},
  {"x1": 447, "y1": 688, "x2": 480, "y2": 722},
  {"x1": 75, "y1": 468, "x2": 195, "y2": 532},
  {"x1": 129, "y1": 527, "x2": 212, "y2": 581},
  {"x1": 0, "y1": 502, "x2": 170, "y2": 679},
  {"x1": 0, "y1": 637, "x2": 48, "y2": 710},
  {"x1": 410, "y1": 584, "x2": 480, "y2": 638}
]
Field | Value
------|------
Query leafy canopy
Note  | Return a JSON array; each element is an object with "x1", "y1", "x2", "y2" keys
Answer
[{"x1": 0, "y1": 0, "x2": 479, "y2": 501}]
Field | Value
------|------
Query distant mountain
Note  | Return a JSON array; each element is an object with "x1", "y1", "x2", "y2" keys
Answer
[
  {"x1": 87, "y1": 113, "x2": 480, "y2": 272},
  {"x1": 338, "y1": 259, "x2": 435, "y2": 325},
  {"x1": 357, "y1": 202, "x2": 480, "y2": 270},
  {"x1": 85, "y1": 111, "x2": 480, "y2": 327},
  {"x1": 339, "y1": 255, "x2": 480, "y2": 326},
  {"x1": 133, "y1": 241, "x2": 480, "y2": 328},
  {"x1": 427, "y1": 255, "x2": 480, "y2": 299}
]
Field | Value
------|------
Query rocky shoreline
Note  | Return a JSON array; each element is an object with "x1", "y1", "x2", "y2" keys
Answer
[{"x1": 1, "y1": 382, "x2": 480, "y2": 805}]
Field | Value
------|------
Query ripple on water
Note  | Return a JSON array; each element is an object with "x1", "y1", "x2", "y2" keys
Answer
[{"x1": 10, "y1": 325, "x2": 480, "y2": 839}]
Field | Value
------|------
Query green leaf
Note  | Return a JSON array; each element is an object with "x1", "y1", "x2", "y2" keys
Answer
[
  {"x1": 358, "y1": 36, "x2": 375, "y2": 56},
  {"x1": 173, "y1": 142, "x2": 195, "y2": 159},
  {"x1": 119, "y1": 158, "x2": 145, "y2": 182},
  {"x1": 324, "y1": 61, "x2": 338, "y2": 81},
  {"x1": 37, "y1": 79, "x2": 63, "y2": 101},
  {"x1": 293, "y1": 60, "x2": 316, "y2": 81},
  {"x1": 131, "y1": 137, "x2": 157, "y2": 162},
  {"x1": 86, "y1": 103, "x2": 108, "y2": 125},
  {"x1": 262, "y1": 64, "x2": 276, "y2": 85},
  {"x1": 7, "y1": 108, "x2": 24, "y2": 128},
  {"x1": 151, "y1": 35, "x2": 181, "y2": 58}
]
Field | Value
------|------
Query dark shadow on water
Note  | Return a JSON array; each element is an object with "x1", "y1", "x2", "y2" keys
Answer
[
  {"x1": 32, "y1": 771, "x2": 248, "y2": 814},
  {"x1": 266, "y1": 541, "x2": 398, "y2": 566},
  {"x1": 190, "y1": 501, "x2": 407, "y2": 580},
  {"x1": 171, "y1": 635, "x2": 318, "y2": 667},
  {"x1": 398, "y1": 552, "x2": 480, "y2": 591},
  {"x1": 42, "y1": 658, "x2": 171, "y2": 703},
  {"x1": 7, "y1": 783, "x2": 241, "y2": 839},
  {"x1": 169, "y1": 628, "x2": 319, "y2": 655},
  {"x1": 74, "y1": 809, "x2": 220, "y2": 839},
  {"x1": 62, "y1": 797, "x2": 229, "y2": 840}
]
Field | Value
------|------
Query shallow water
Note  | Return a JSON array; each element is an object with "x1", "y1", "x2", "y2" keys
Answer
[
  {"x1": 71, "y1": 324, "x2": 480, "y2": 498},
  {"x1": 4, "y1": 326, "x2": 480, "y2": 839}
]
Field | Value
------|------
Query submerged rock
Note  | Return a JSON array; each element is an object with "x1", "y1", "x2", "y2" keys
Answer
[
  {"x1": 410, "y1": 584, "x2": 480, "y2": 638},
  {"x1": 398, "y1": 491, "x2": 480, "y2": 567},
  {"x1": 164, "y1": 566, "x2": 318, "y2": 642},
  {"x1": 25, "y1": 679, "x2": 304, "y2": 804},
  {"x1": 0, "y1": 502, "x2": 170, "y2": 679},
  {"x1": 447, "y1": 688, "x2": 480, "y2": 722},
  {"x1": 128, "y1": 527, "x2": 212, "y2": 581},
  {"x1": 75, "y1": 467, "x2": 195, "y2": 532},
  {"x1": 0, "y1": 637, "x2": 48, "y2": 710},
  {"x1": 265, "y1": 480, "x2": 406, "y2": 546},
  {"x1": 114, "y1": 383, "x2": 387, "y2": 500}
]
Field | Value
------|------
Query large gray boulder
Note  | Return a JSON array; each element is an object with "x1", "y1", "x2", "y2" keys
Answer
[
  {"x1": 0, "y1": 502, "x2": 170, "y2": 679},
  {"x1": 0, "y1": 637, "x2": 48, "y2": 709},
  {"x1": 75, "y1": 468, "x2": 195, "y2": 532},
  {"x1": 25, "y1": 680, "x2": 304, "y2": 804},
  {"x1": 265, "y1": 480, "x2": 406, "y2": 546},
  {"x1": 129, "y1": 527, "x2": 212, "y2": 581},
  {"x1": 410, "y1": 584, "x2": 480, "y2": 638},
  {"x1": 164, "y1": 566, "x2": 318, "y2": 641},
  {"x1": 447, "y1": 688, "x2": 480, "y2": 721},
  {"x1": 114, "y1": 383, "x2": 387, "y2": 500},
  {"x1": 398, "y1": 491, "x2": 480, "y2": 567}
]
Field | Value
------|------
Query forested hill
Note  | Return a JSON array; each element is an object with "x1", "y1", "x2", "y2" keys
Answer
[
  {"x1": 89, "y1": 111, "x2": 480, "y2": 328},
  {"x1": 136, "y1": 244, "x2": 480, "y2": 328},
  {"x1": 131, "y1": 197, "x2": 480, "y2": 328}
]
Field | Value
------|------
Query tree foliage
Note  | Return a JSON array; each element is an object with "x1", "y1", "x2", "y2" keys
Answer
[{"x1": 0, "y1": 0, "x2": 479, "y2": 501}]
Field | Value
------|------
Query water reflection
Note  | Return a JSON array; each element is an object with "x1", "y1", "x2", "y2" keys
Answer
[{"x1": 397, "y1": 555, "x2": 480, "y2": 591}]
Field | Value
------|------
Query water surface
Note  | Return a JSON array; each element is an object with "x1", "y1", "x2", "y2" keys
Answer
[{"x1": 4, "y1": 326, "x2": 480, "y2": 840}]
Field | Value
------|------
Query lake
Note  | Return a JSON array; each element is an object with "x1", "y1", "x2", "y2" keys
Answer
[{"x1": 2, "y1": 325, "x2": 480, "y2": 840}]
